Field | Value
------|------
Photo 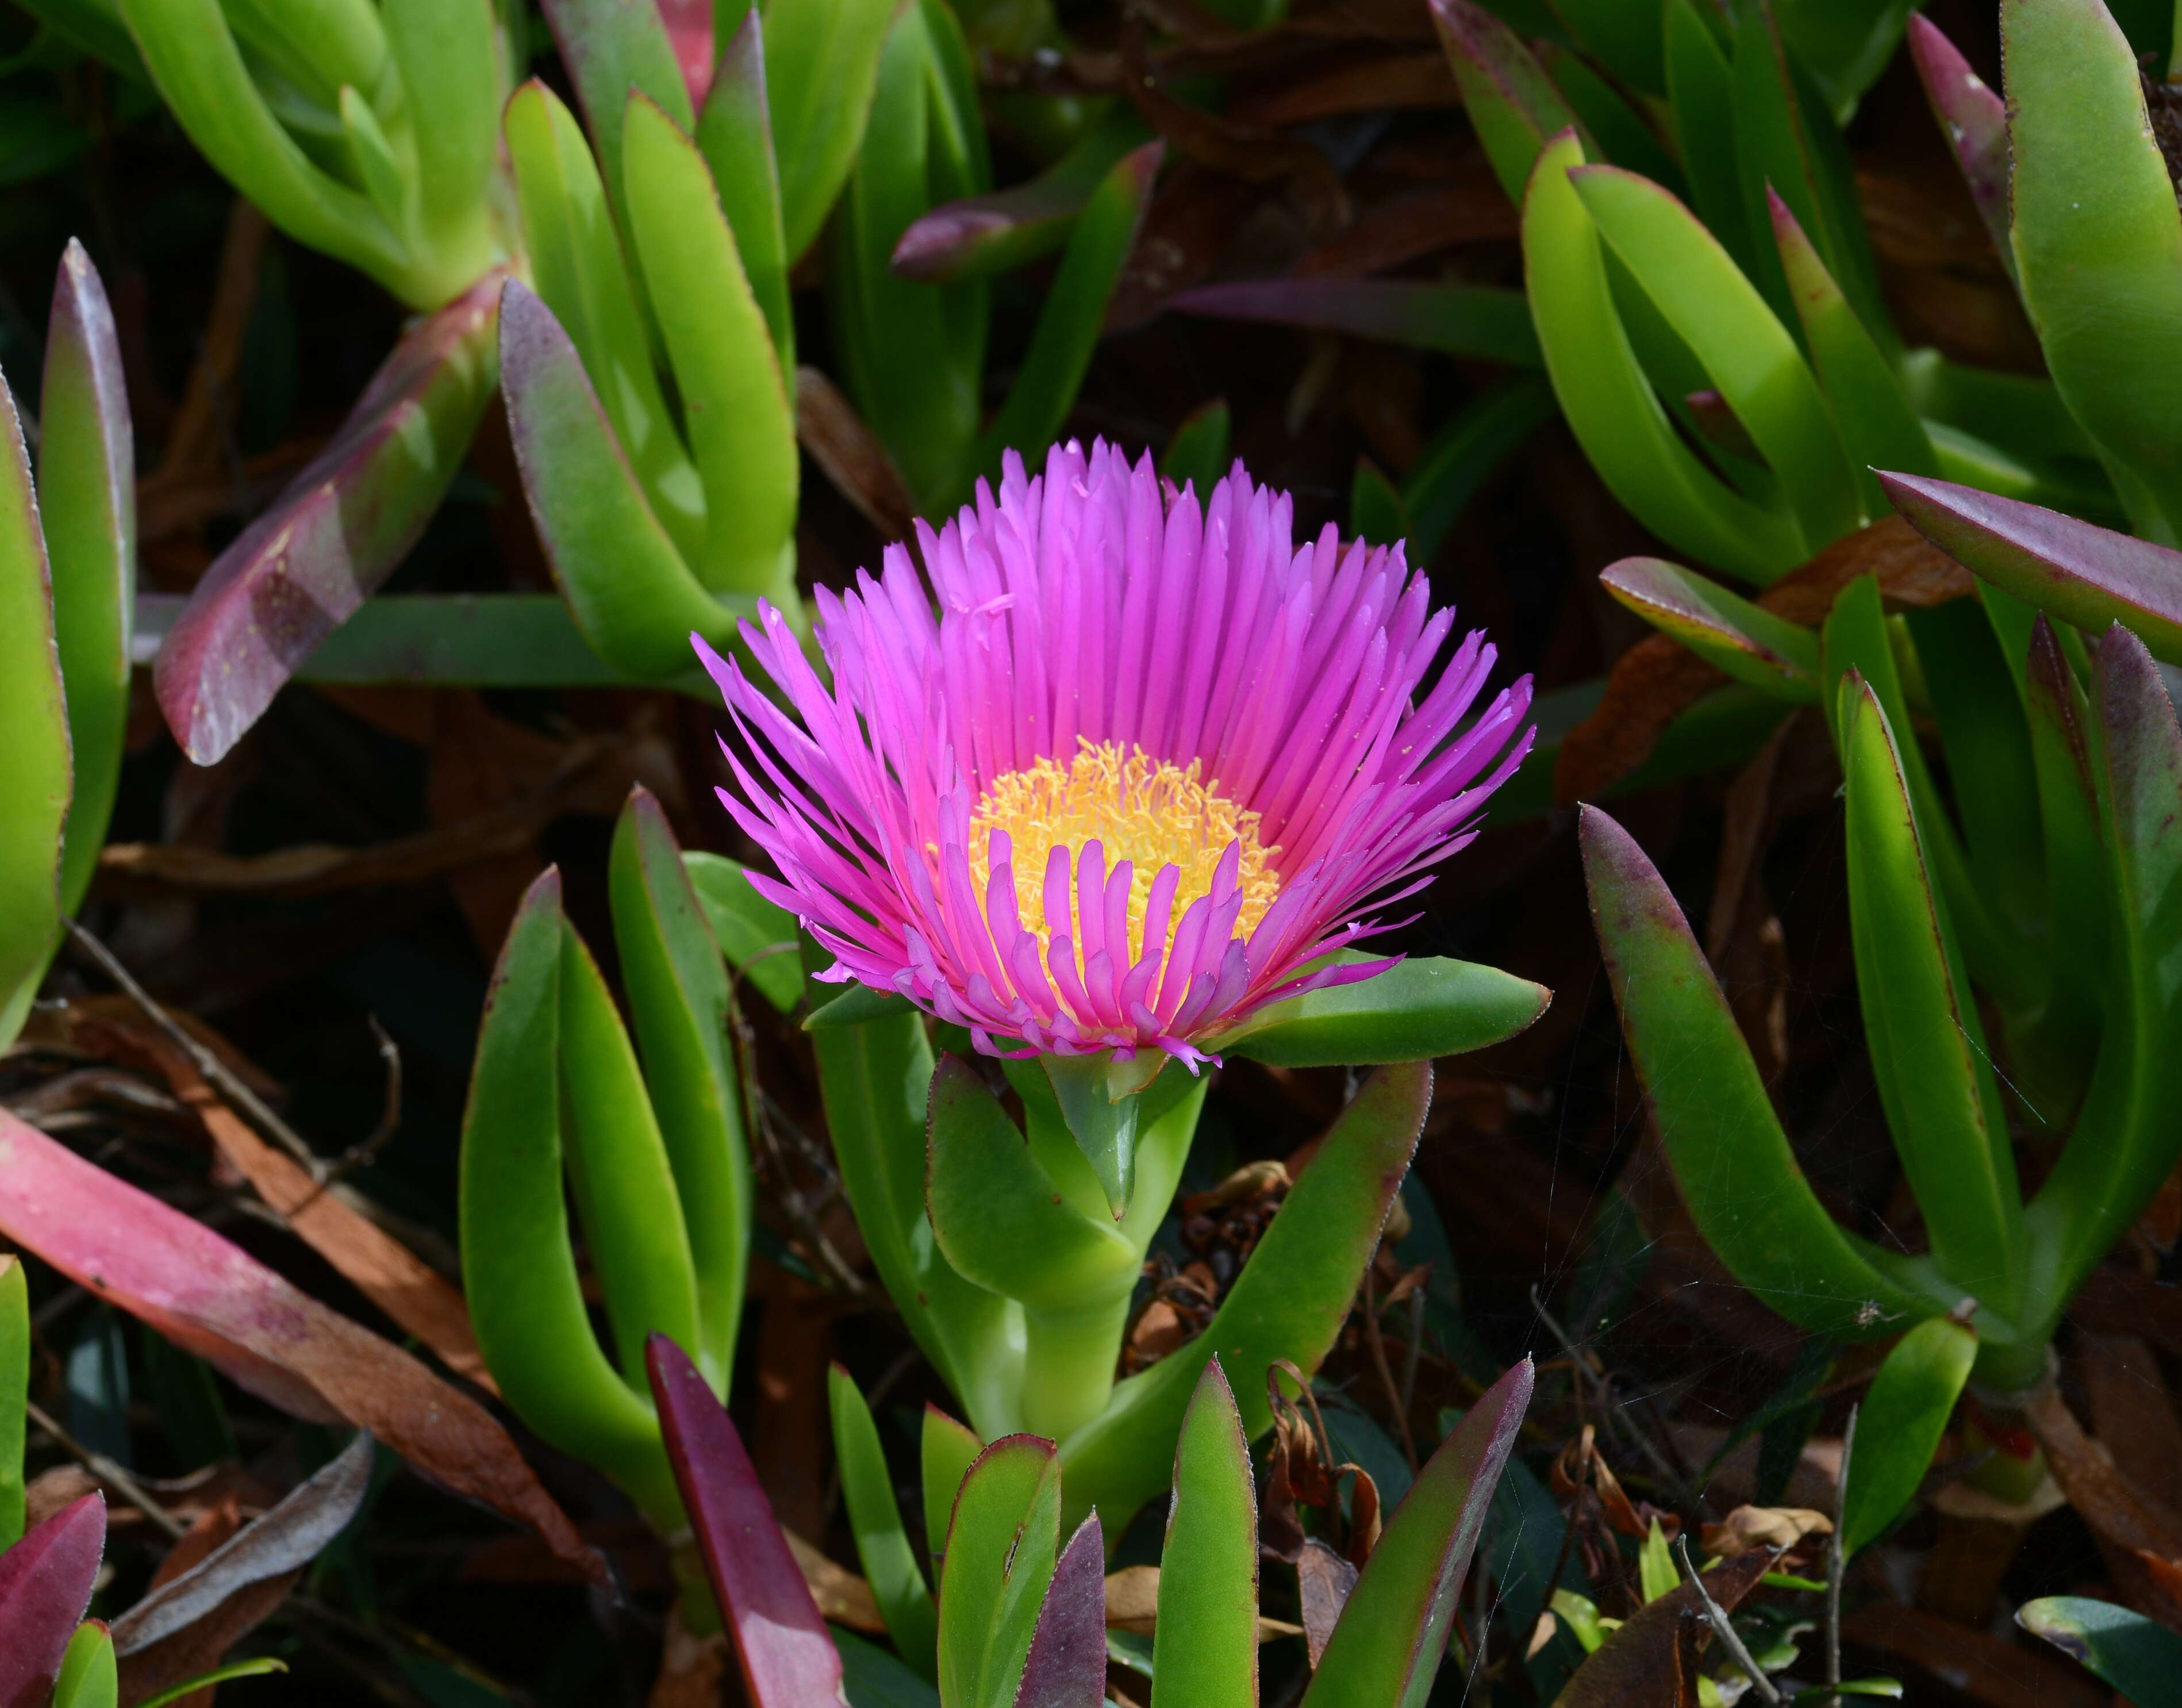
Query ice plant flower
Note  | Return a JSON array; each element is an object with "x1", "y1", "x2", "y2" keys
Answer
[{"x1": 700, "y1": 439, "x2": 1533, "y2": 1073}]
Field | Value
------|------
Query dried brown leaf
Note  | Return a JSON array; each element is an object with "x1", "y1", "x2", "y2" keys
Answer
[{"x1": 1297, "y1": 1537, "x2": 1358, "y2": 1669}]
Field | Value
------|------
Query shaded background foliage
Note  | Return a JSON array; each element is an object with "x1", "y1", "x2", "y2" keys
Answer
[{"x1": 0, "y1": 0, "x2": 2168, "y2": 1702}]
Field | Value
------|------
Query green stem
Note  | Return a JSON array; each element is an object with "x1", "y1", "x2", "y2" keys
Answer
[{"x1": 1020, "y1": 1294, "x2": 1132, "y2": 1444}]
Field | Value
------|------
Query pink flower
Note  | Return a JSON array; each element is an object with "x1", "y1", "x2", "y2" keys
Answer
[{"x1": 700, "y1": 440, "x2": 1533, "y2": 1069}]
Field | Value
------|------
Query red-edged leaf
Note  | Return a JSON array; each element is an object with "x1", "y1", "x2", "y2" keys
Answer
[
  {"x1": 1879, "y1": 470, "x2": 2182, "y2": 665},
  {"x1": 891, "y1": 112, "x2": 1150, "y2": 285},
  {"x1": 0, "y1": 1491, "x2": 105, "y2": 1705},
  {"x1": 152, "y1": 275, "x2": 501, "y2": 764},
  {"x1": 538, "y1": 0, "x2": 693, "y2": 201},
  {"x1": 1014, "y1": 1515, "x2": 1106, "y2": 1708},
  {"x1": 646, "y1": 1334, "x2": 848, "y2": 1708},
  {"x1": 1904, "y1": 14, "x2": 2014, "y2": 280},
  {"x1": 1300, "y1": 1359, "x2": 1534, "y2": 1706},
  {"x1": 0, "y1": 1112, "x2": 602, "y2": 1585}
]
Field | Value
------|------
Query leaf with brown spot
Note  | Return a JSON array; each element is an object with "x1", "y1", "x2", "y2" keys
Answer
[{"x1": 0, "y1": 1112, "x2": 605, "y2": 1587}]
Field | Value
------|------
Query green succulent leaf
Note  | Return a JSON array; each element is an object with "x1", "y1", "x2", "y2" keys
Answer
[
  {"x1": 927, "y1": 1055, "x2": 1142, "y2": 1309},
  {"x1": 1571, "y1": 163, "x2": 1861, "y2": 551},
  {"x1": 1431, "y1": 0, "x2": 1593, "y2": 205},
  {"x1": 497, "y1": 277, "x2": 749, "y2": 680},
  {"x1": 681, "y1": 851, "x2": 804, "y2": 1013},
  {"x1": 697, "y1": 9, "x2": 793, "y2": 370},
  {"x1": 830, "y1": 1365, "x2": 940, "y2": 1680},
  {"x1": 36, "y1": 241, "x2": 132, "y2": 920},
  {"x1": 1730, "y1": 0, "x2": 1892, "y2": 348},
  {"x1": 51, "y1": 1622, "x2": 115, "y2": 1708},
  {"x1": 1151, "y1": 1361, "x2": 1258, "y2": 1708},
  {"x1": 811, "y1": 982, "x2": 1020, "y2": 1440},
  {"x1": 459, "y1": 871, "x2": 677, "y2": 1519},
  {"x1": 557, "y1": 917, "x2": 704, "y2": 1395},
  {"x1": 938, "y1": 1437, "x2": 1062, "y2": 1708},
  {"x1": 506, "y1": 78, "x2": 705, "y2": 566},
  {"x1": 609, "y1": 789, "x2": 751, "y2": 1389},
  {"x1": 0, "y1": 360, "x2": 67, "y2": 1048},
  {"x1": 1580, "y1": 805, "x2": 1937, "y2": 1339},
  {"x1": 1213, "y1": 955, "x2": 1551, "y2": 1068},
  {"x1": 539, "y1": 0, "x2": 692, "y2": 229},
  {"x1": 379, "y1": 0, "x2": 500, "y2": 268},
  {"x1": 622, "y1": 90, "x2": 798, "y2": 605},
  {"x1": 762, "y1": 0, "x2": 898, "y2": 261},
  {"x1": 2004, "y1": 0, "x2": 2182, "y2": 543},
  {"x1": 1521, "y1": 129, "x2": 1804, "y2": 584},
  {"x1": 1301, "y1": 1357, "x2": 1534, "y2": 1708},
  {"x1": 0, "y1": 1257, "x2": 22, "y2": 1549},
  {"x1": 922, "y1": 1405, "x2": 985, "y2": 1577},
  {"x1": 1839, "y1": 676, "x2": 2024, "y2": 1318},
  {"x1": 2028, "y1": 626, "x2": 2182, "y2": 1338},
  {"x1": 1664, "y1": 0, "x2": 1751, "y2": 274},
  {"x1": 1766, "y1": 188, "x2": 1936, "y2": 515}
]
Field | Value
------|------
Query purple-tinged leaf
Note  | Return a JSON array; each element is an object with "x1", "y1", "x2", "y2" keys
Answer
[
  {"x1": 40, "y1": 238, "x2": 134, "y2": 917},
  {"x1": 152, "y1": 275, "x2": 501, "y2": 764},
  {"x1": 1013, "y1": 1516, "x2": 1106, "y2": 1708},
  {"x1": 892, "y1": 110, "x2": 1151, "y2": 284},
  {"x1": 0, "y1": 1111, "x2": 605, "y2": 1584},
  {"x1": 660, "y1": 0, "x2": 713, "y2": 108},
  {"x1": 1299, "y1": 1359, "x2": 1532, "y2": 1708},
  {"x1": 1878, "y1": 470, "x2": 2182, "y2": 666},
  {"x1": 539, "y1": 0, "x2": 693, "y2": 206},
  {"x1": 1166, "y1": 278, "x2": 1539, "y2": 364},
  {"x1": 498, "y1": 278, "x2": 748, "y2": 679},
  {"x1": 0, "y1": 1492, "x2": 105, "y2": 1705},
  {"x1": 646, "y1": 1334, "x2": 849, "y2": 1708},
  {"x1": 2031, "y1": 623, "x2": 2182, "y2": 1322},
  {"x1": 1580, "y1": 807, "x2": 1935, "y2": 1337},
  {"x1": 1429, "y1": 0, "x2": 1592, "y2": 205},
  {"x1": 1905, "y1": 15, "x2": 2014, "y2": 283},
  {"x1": 1600, "y1": 556, "x2": 1820, "y2": 697}
]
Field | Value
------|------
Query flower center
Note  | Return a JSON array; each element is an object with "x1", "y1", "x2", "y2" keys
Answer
[{"x1": 968, "y1": 740, "x2": 1280, "y2": 959}]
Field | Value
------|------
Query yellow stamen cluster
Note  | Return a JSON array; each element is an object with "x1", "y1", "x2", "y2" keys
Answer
[{"x1": 967, "y1": 740, "x2": 1280, "y2": 960}]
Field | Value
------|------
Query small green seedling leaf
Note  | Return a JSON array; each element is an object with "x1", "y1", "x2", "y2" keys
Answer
[{"x1": 1841, "y1": 1316, "x2": 1977, "y2": 1555}]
